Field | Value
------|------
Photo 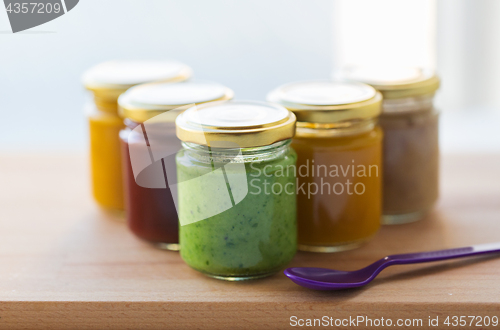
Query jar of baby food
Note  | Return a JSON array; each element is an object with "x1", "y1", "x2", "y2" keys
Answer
[
  {"x1": 340, "y1": 67, "x2": 440, "y2": 225},
  {"x1": 175, "y1": 100, "x2": 297, "y2": 280},
  {"x1": 118, "y1": 81, "x2": 233, "y2": 250},
  {"x1": 267, "y1": 81, "x2": 383, "y2": 252},
  {"x1": 82, "y1": 60, "x2": 192, "y2": 212}
]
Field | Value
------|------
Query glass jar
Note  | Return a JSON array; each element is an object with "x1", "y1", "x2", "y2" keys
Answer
[
  {"x1": 340, "y1": 67, "x2": 440, "y2": 224},
  {"x1": 175, "y1": 101, "x2": 298, "y2": 280},
  {"x1": 267, "y1": 81, "x2": 383, "y2": 252},
  {"x1": 82, "y1": 60, "x2": 192, "y2": 212},
  {"x1": 118, "y1": 81, "x2": 234, "y2": 250}
]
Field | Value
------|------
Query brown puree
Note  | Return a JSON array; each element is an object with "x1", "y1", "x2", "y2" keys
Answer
[
  {"x1": 337, "y1": 67, "x2": 441, "y2": 223},
  {"x1": 380, "y1": 108, "x2": 439, "y2": 215}
]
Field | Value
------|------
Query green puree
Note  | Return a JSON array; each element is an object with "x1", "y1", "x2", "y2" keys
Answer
[{"x1": 176, "y1": 145, "x2": 297, "y2": 278}]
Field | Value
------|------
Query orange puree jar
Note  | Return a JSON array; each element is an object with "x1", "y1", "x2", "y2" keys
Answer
[
  {"x1": 82, "y1": 60, "x2": 192, "y2": 212},
  {"x1": 268, "y1": 81, "x2": 383, "y2": 252},
  {"x1": 340, "y1": 67, "x2": 440, "y2": 225}
]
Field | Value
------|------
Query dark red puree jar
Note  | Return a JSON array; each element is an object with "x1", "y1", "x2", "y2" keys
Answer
[{"x1": 118, "y1": 81, "x2": 234, "y2": 250}]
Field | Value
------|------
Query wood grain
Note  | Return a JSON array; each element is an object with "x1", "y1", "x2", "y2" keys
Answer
[{"x1": 0, "y1": 153, "x2": 499, "y2": 329}]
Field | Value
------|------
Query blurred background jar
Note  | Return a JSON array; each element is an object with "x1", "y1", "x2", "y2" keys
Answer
[
  {"x1": 118, "y1": 81, "x2": 233, "y2": 250},
  {"x1": 82, "y1": 60, "x2": 192, "y2": 212},
  {"x1": 268, "y1": 81, "x2": 383, "y2": 252},
  {"x1": 340, "y1": 67, "x2": 440, "y2": 225}
]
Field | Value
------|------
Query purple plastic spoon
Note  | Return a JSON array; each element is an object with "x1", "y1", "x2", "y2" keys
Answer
[{"x1": 284, "y1": 243, "x2": 500, "y2": 290}]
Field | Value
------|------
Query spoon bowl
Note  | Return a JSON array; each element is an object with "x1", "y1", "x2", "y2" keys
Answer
[{"x1": 285, "y1": 267, "x2": 370, "y2": 290}]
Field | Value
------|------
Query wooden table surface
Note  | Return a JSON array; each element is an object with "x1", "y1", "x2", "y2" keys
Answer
[{"x1": 0, "y1": 154, "x2": 499, "y2": 329}]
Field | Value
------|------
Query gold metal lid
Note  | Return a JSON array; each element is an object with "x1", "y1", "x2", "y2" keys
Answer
[
  {"x1": 266, "y1": 80, "x2": 382, "y2": 124},
  {"x1": 176, "y1": 100, "x2": 296, "y2": 148},
  {"x1": 118, "y1": 81, "x2": 234, "y2": 123},
  {"x1": 339, "y1": 66, "x2": 440, "y2": 99},
  {"x1": 82, "y1": 60, "x2": 192, "y2": 103}
]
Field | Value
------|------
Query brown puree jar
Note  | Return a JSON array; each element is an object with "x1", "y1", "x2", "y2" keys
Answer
[
  {"x1": 118, "y1": 81, "x2": 234, "y2": 250},
  {"x1": 341, "y1": 67, "x2": 440, "y2": 224}
]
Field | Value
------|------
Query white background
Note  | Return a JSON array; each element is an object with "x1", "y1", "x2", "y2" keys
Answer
[{"x1": 0, "y1": 0, "x2": 499, "y2": 153}]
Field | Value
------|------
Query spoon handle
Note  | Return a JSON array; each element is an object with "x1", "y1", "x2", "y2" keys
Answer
[{"x1": 387, "y1": 242, "x2": 500, "y2": 264}]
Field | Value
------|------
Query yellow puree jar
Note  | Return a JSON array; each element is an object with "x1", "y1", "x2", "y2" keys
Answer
[
  {"x1": 268, "y1": 81, "x2": 383, "y2": 252},
  {"x1": 340, "y1": 67, "x2": 440, "y2": 224},
  {"x1": 82, "y1": 60, "x2": 192, "y2": 211}
]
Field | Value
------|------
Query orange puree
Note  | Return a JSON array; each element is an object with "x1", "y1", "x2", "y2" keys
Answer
[
  {"x1": 292, "y1": 127, "x2": 383, "y2": 251},
  {"x1": 88, "y1": 107, "x2": 124, "y2": 210}
]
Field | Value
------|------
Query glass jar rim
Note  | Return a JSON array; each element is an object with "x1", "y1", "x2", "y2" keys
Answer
[
  {"x1": 181, "y1": 139, "x2": 292, "y2": 164},
  {"x1": 295, "y1": 119, "x2": 377, "y2": 138},
  {"x1": 381, "y1": 94, "x2": 435, "y2": 115}
]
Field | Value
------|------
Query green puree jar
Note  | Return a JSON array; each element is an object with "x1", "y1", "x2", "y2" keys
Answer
[{"x1": 175, "y1": 100, "x2": 298, "y2": 281}]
